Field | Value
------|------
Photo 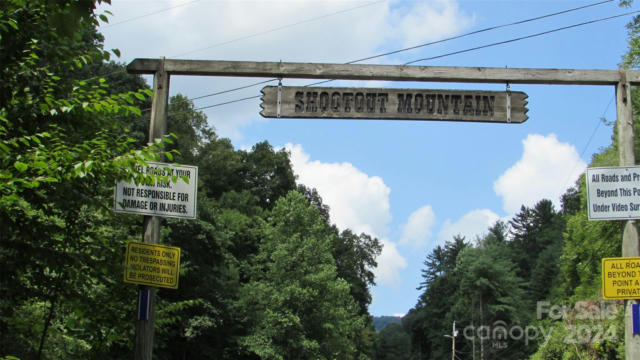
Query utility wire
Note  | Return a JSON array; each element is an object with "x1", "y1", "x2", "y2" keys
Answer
[
  {"x1": 196, "y1": 95, "x2": 263, "y2": 111},
  {"x1": 190, "y1": 79, "x2": 276, "y2": 101},
  {"x1": 88, "y1": 0, "x2": 385, "y2": 87},
  {"x1": 177, "y1": 0, "x2": 386, "y2": 101},
  {"x1": 102, "y1": 0, "x2": 200, "y2": 28},
  {"x1": 171, "y1": 0, "x2": 387, "y2": 58},
  {"x1": 188, "y1": 0, "x2": 618, "y2": 104},
  {"x1": 561, "y1": 93, "x2": 615, "y2": 190},
  {"x1": 94, "y1": 0, "x2": 615, "y2": 100},
  {"x1": 351, "y1": 0, "x2": 614, "y2": 65},
  {"x1": 142, "y1": 83, "x2": 273, "y2": 114},
  {"x1": 192, "y1": 10, "x2": 639, "y2": 112},
  {"x1": 405, "y1": 11, "x2": 640, "y2": 65},
  {"x1": 580, "y1": 95, "x2": 614, "y2": 161}
]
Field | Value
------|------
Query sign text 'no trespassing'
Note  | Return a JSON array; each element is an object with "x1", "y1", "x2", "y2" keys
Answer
[{"x1": 124, "y1": 241, "x2": 181, "y2": 289}]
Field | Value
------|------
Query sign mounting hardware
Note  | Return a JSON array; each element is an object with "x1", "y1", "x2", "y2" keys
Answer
[
  {"x1": 277, "y1": 78, "x2": 282, "y2": 118},
  {"x1": 506, "y1": 82, "x2": 512, "y2": 123}
]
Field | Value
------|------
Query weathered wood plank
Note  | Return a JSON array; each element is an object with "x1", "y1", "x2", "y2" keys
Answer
[
  {"x1": 127, "y1": 58, "x2": 640, "y2": 85},
  {"x1": 260, "y1": 86, "x2": 528, "y2": 123}
]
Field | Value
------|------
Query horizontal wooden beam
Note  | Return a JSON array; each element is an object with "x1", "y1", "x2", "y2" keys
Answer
[{"x1": 127, "y1": 58, "x2": 640, "y2": 85}]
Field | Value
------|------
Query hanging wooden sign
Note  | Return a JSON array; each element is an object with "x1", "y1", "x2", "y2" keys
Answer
[{"x1": 260, "y1": 86, "x2": 528, "y2": 123}]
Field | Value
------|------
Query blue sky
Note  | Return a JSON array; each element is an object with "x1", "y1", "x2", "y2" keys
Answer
[{"x1": 99, "y1": 0, "x2": 636, "y2": 316}]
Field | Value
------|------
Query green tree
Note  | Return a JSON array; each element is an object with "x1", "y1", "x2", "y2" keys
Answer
[
  {"x1": 239, "y1": 141, "x2": 296, "y2": 209},
  {"x1": 166, "y1": 94, "x2": 213, "y2": 164},
  {"x1": 376, "y1": 323, "x2": 411, "y2": 360},
  {"x1": 508, "y1": 200, "x2": 558, "y2": 282},
  {"x1": 240, "y1": 191, "x2": 366, "y2": 359},
  {"x1": 123, "y1": 95, "x2": 379, "y2": 359},
  {"x1": 453, "y1": 238, "x2": 526, "y2": 360},
  {"x1": 298, "y1": 184, "x2": 381, "y2": 358},
  {"x1": 0, "y1": 2, "x2": 396, "y2": 359},
  {"x1": 0, "y1": 1, "x2": 173, "y2": 358},
  {"x1": 405, "y1": 236, "x2": 467, "y2": 360}
]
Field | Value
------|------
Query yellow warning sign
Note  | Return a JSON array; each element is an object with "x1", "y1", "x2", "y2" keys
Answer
[
  {"x1": 124, "y1": 241, "x2": 180, "y2": 289},
  {"x1": 602, "y1": 257, "x2": 640, "y2": 299}
]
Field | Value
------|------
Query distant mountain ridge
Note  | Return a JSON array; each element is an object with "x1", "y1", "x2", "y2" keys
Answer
[{"x1": 373, "y1": 315, "x2": 403, "y2": 331}]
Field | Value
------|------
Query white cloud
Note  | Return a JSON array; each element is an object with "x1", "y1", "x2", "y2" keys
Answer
[
  {"x1": 400, "y1": 205, "x2": 436, "y2": 248},
  {"x1": 493, "y1": 134, "x2": 586, "y2": 215},
  {"x1": 286, "y1": 143, "x2": 406, "y2": 286},
  {"x1": 287, "y1": 143, "x2": 391, "y2": 237},
  {"x1": 437, "y1": 209, "x2": 501, "y2": 245},
  {"x1": 392, "y1": 0, "x2": 474, "y2": 47},
  {"x1": 374, "y1": 238, "x2": 408, "y2": 287}
]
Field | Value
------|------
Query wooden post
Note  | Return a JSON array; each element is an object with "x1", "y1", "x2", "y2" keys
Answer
[
  {"x1": 451, "y1": 321, "x2": 456, "y2": 360},
  {"x1": 134, "y1": 58, "x2": 169, "y2": 360},
  {"x1": 617, "y1": 69, "x2": 640, "y2": 360}
]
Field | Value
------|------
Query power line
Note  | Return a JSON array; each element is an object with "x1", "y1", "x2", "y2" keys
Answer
[
  {"x1": 193, "y1": 10, "x2": 638, "y2": 112},
  {"x1": 92, "y1": 0, "x2": 386, "y2": 93},
  {"x1": 175, "y1": 0, "x2": 387, "y2": 102},
  {"x1": 94, "y1": 0, "x2": 615, "y2": 100},
  {"x1": 102, "y1": 0, "x2": 201, "y2": 29},
  {"x1": 404, "y1": 11, "x2": 640, "y2": 65},
  {"x1": 350, "y1": 0, "x2": 614, "y2": 64},
  {"x1": 190, "y1": 79, "x2": 276, "y2": 101},
  {"x1": 188, "y1": 0, "x2": 618, "y2": 104},
  {"x1": 142, "y1": 81, "x2": 276, "y2": 114},
  {"x1": 196, "y1": 95, "x2": 262, "y2": 111},
  {"x1": 561, "y1": 93, "x2": 615, "y2": 190},
  {"x1": 146, "y1": 95, "x2": 262, "y2": 116},
  {"x1": 171, "y1": 0, "x2": 387, "y2": 58},
  {"x1": 79, "y1": 1, "x2": 202, "y2": 84},
  {"x1": 580, "y1": 95, "x2": 614, "y2": 160}
]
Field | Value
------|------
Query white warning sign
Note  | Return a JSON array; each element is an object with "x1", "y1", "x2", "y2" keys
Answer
[
  {"x1": 586, "y1": 166, "x2": 640, "y2": 220},
  {"x1": 114, "y1": 162, "x2": 197, "y2": 219}
]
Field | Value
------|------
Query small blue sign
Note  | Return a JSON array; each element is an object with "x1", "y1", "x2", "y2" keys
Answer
[
  {"x1": 138, "y1": 288, "x2": 150, "y2": 321},
  {"x1": 633, "y1": 303, "x2": 640, "y2": 335}
]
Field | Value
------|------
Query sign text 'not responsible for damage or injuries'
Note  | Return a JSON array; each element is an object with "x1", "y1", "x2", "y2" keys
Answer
[{"x1": 114, "y1": 162, "x2": 198, "y2": 219}]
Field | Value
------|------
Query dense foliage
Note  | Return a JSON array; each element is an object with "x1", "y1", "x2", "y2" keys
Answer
[
  {"x1": 379, "y1": 3, "x2": 640, "y2": 360},
  {"x1": 0, "y1": 1, "x2": 381, "y2": 359},
  {"x1": 397, "y1": 140, "x2": 630, "y2": 360},
  {"x1": 5, "y1": 0, "x2": 640, "y2": 359}
]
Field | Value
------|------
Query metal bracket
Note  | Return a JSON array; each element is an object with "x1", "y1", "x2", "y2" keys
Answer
[
  {"x1": 506, "y1": 82, "x2": 512, "y2": 123},
  {"x1": 620, "y1": 68, "x2": 628, "y2": 105},
  {"x1": 277, "y1": 78, "x2": 282, "y2": 118}
]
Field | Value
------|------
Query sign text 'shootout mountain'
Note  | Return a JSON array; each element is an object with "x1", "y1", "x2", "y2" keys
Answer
[{"x1": 260, "y1": 86, "x2": 528, "y2": 123}]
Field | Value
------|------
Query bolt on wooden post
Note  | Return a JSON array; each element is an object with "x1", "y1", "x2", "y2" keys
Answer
[{"x1": 134, "y1": 58, "x2": 169, "y2": 360}]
